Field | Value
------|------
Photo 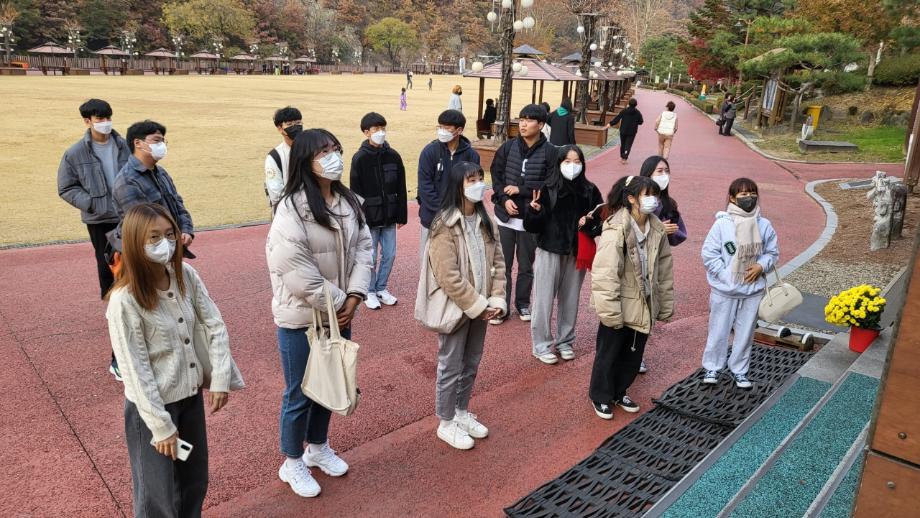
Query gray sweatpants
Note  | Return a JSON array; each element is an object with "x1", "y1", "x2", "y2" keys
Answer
[
  {"x1": 435, "y1": 318, "x2": 487, "y2": 421},
  {"x1": 531, "y1": 249, "x2": 586, "y2": 356},
  {"x1": 702, "y1": 290, "x2": 763, "y2": 375}
]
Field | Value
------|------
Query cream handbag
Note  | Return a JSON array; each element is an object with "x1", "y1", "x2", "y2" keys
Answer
[
  {"x1": 758, "y1": 268, "x2": 803, "y2": 323},
  {"x1": 414, "y1": 239, "x2": 467, "y2": 334},
  {"x1": 301, "y1": 286, "x2": 360, "y2": 416}
]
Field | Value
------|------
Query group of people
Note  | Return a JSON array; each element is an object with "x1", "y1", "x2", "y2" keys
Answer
[
  {"x1": 56, "y1": 96, "x2": 778, "y2": 516},
  {"x1": 602, "y1": 98, "x2": 681, "y2": 163}
]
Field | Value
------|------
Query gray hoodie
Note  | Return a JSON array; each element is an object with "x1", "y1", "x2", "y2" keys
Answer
[{"x1": 701, "y1": 211, "x2": 779, "y2": 298}]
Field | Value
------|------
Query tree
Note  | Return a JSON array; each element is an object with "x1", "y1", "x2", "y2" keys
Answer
[
  {"x1": 162, "y1": 0, "x2": 255, "y2": 49},
  {"x1": 78, "y1": 0, "x2": 128, "y2": 48},
  {"x1": 639, "y1": 35, "x2": 688, "y2": 82},
  {"x1": 365, "y1": 17, "x2": 418, "y2": 67}
]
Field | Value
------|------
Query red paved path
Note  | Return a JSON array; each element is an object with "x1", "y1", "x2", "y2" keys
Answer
[{"x1": 0, "y1": 89, "x2": 901, "y2": 517}]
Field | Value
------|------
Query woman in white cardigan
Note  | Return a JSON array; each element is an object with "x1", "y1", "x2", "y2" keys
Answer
[{"x1": 107, "y1": 203, "x2": 243, "y2": 518}]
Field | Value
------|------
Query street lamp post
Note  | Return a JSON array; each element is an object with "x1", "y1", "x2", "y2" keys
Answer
[
  {"x1": 484, "y1": 0, "x2": 537, "y2": 145},
  {"x1": 67, "y1": 27, "x2": 83, "y2": 66},
  {"x1": 120, "y1": 30, "x2": 137, "y2": 70},
  {"x1": 0, "y1": 24, "x2": 13, "y2": 67}
]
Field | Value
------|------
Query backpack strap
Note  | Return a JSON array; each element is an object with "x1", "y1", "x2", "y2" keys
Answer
[{"x1": 268, "y1": 149, "x2": 283, "y2": 172}]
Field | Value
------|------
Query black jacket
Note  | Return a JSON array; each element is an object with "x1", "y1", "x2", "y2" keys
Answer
[
  {"x1": 611, "y1": 106, "x2": 644, "y2": 136},
  {"x1": 547, "y1": 110, "x2": 576, "y2": 145},
  {"x1": 417, "y1": 136, "x2": 480, "y2": 228},
  {"x1": 484, "y1": 105, "x2": 497, "y2": 125},
  {"x1": 349, "y1": 141, "x2": 408, "y2": 227},
  {"x1": 491, "y1": 134, "x2": 557, "y2": 222},
  {"x1": 523, "y1": 179, "x2": 603, "y2": 255}
]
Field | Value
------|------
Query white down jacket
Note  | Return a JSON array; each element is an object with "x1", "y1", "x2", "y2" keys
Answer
[{"x1": 266, "y1": 189, "x2": 373, "y2": 329}]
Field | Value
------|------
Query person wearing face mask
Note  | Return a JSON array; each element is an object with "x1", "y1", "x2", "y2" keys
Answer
[
  {"x1": 111, "y1": 120, "x2": 195, "y2": 262},
  {"x1": 523, "y1": 145, "x2": 603, "y2": 364},
  {"x1": 589, "y1": 175, "x2": 673, "y2": 420},
  {"x1": 57, "y1": 98, "x2": 131, "y2": 381},
  {"x1": 265, "y1": 106, "x2": 303, "y2": 214},
  {"x1": 700, "y1": 178, "x2": 778, "y2": 390},
  {"x1": 423, "y1": 161, "x2": 506, "y2": 450},
  {"x1": 267, "y1": 129, "x2": 372, "y2": 497},
  {"x1": 417, "y1": 110, "x2": 480, "y2": 249},
  {"x1": 349, "y1": 112, "x2": 407, "y2": 310},
  {"x1": 106, "y1": 203, "x2": 243, "y2": 518}
]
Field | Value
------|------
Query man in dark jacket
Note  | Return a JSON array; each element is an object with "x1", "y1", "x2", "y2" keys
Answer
[
  {"x1": 417, "y1": 109, "x2": 480, "y2": 248},
  {"x1": 350, "y1": 112, "x2": 407, "y2": 310},
  {"x1": 547, "y1": 97, "x2": 576, "y2": 146},
  {"x1": 606, "y1": 97, "x2": 643, "y2": 164},
  {"x1": 57, "y1": 98, "x2": 131, "y2": 381},
  {"x1": 111, "y1": 120, "x2": 195, "y2": 257},
  {"x1": 490, "y1": 104, "x2": 558, "y2": 324},
  {"x1": 719, "y1": 95, "x2": 737, "y2": 136}
]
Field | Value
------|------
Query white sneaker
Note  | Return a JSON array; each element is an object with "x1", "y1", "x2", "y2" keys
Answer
[
  {"x1": 278, "y1": 459, "x2": 321, "y2": 497},
  {"x1": 534, "y1": 352, "x2": 559, "y2": 365},
  {"x1": 304, "y1": 441, "x2": 349, "y2": 477},
  {"x1": 488, "y1": 317, "x2": 504, "y2": 325},
  {"x1": 638, "y1": 360, "x2": 648, "y2": 374},
  {"x1": 454, "y1": 410, "x2": 489, "y2": 439},
  {"x1": 559, "y1": 348, "x2": 575, "y2": 361},
  {"x1": 377, "y1": 290, "x2": 398, "y2": 306},
  {"x1": 365, "y1": 292, "x2": 381, "y2": 310},
  {"x1": 437, "y1": 420, "x2": 474, "y2": 450}
]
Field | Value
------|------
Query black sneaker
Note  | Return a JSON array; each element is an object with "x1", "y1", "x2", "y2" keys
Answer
[
  {"x1": 615, "y1": 395, "x2": 640, "y2": 413},
  {"x1": 109, "y1": 359, "x2": 123, "y2": 382},
  {"x1": 518, "y1": 307, "x2": 532, "y2": 322},
  {"x1": 592, "y1": 401, "x2": 613, "y2": 420}
]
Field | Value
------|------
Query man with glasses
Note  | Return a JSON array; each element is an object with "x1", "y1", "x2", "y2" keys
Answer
[
  {"x1": 57, "y1": 98, "x2": 130, "y2": 381},
  {"x1": 110, "y1": 120, "x2": 195, "y2": 259},
  {"x1": 265, "y1": 106, "x2": 303, "y2": 215}
]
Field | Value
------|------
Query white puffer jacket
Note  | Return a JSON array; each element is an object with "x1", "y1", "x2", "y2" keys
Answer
[{"x1": 266, "y1": 189, "x2": 373, "y2": 329}]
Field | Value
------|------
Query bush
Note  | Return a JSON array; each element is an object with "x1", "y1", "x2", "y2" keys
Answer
[
  {"x1": 874, "y1": 53, "x2": 920, "y2": 86},
  {"x1": 814, "y1": 71, "x2": 867, "y2": 94}
]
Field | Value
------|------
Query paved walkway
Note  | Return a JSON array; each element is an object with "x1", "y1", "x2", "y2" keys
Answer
[{"x1": 0, "y1": 89, "x2": 894, "y2": 517}]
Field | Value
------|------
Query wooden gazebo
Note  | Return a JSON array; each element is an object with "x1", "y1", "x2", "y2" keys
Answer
[
  {"x1": 145, "y1": 48, "x2": 175, "y2": 75},
  {"x1": 265, "y1": 55, "x2": 288, "y2": 74},
  {"x1": 94, "y1": 45, "x2": 130, "y2": 75},
  {"x1": 28, "y1": 42, "x2": 74, "y2": 75},
  {"x1": 189, "y1": 51, "x2": 220, "y2": 74},
  {"x1": 230, "y1": 53, "x2": 258, "y2": 74}
]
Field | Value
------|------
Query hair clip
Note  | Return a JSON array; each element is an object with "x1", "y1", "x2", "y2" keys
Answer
[{"x1": 625, "y1": 175, "x2": 634, "y2": 186}]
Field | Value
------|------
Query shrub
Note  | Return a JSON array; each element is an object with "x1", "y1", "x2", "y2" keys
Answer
[
  {"x1": 874, "y1": 53, "x2": 920, "y2": 86},
  {"x1": 814, "y1": 71, "x2": 867, "y2": 94}
]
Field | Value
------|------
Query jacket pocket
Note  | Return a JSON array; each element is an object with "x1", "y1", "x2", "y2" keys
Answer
[
  {"x1": 382, "y1": 163, "x2": 400, "y2": 185},
  {"x1": 90, "y1": 194, "x2": 110, "y2": 216},
  {"x1": 362, "y1": 196, "x2": 385, "y2": 225},
  {"x1": 78, "y1": 162, "x2": 107, "y2": 197}
]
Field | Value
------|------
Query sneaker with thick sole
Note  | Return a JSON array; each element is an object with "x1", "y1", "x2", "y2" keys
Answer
[
  {"x1": 364, "y1": 292, "x2": 381, "y2": 310},
  {"x1": 377, "y1": 290, "x2": 398, "y2": 306},
  {"x1": 279, "y1": 459, "x2": 321, "y2": 497},
  {"x1": 559, "y1": 348, "x2": 575, "y2": 361},
  {"x1": 592, "y1": 401, "x2": 613, "y2": 420},
  {"x1": 304, "y1": 441, "x2": 349, "y2": 477},
  {"x1": 615, "y1": 395, "x2": 640, "y2": 413},
  {"x1": 702, "y1": 370, "x2": 719, "y2": 384},
  {"x1": 534, "y1": 352, "x2": 559, "y2": 365},
  {"x1": 518, "y1": 307, "x2": 532, "y2": 322},
  {"x1": 734, "y1": 373, "x2": 753, "y2": 389},
  {"x1": 109, "y1": 360, "x2": 123, "y2": 382},
  {"x1": 488, "y1": 317, "x2": 504, "y2": 325},
  {"x1": 437, "y1": 421, "x2": 474, "y2": 450},
  {"x1": 454, "y1": 411, "x2": 488, "y2": 439},
  {"x1": 638, "y1": 360, "x2": 648, "y2": 374}
]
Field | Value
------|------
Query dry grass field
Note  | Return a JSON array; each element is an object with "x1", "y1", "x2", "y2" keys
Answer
[{"x1": 0, "y1": 74, "x2": 566, "y2": 245}]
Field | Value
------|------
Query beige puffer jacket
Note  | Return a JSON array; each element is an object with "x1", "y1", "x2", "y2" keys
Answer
[
  {"x1": 266, "y1": 190, "x2": 373, "y2": 329},
  {"x1": 591, "y1": 207, "x2": 674, "y2": 334}
]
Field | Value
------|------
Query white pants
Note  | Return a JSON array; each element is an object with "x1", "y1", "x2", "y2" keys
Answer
[
  {"x1": 702, "y1": 290, "x2": 763, "y2": 375},
  {"x1": 531, "y1": 249, "x2": 586, "y2": 355}
]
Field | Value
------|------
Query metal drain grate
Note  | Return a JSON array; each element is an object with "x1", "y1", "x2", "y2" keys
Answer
[{"x1": 505, "y1": 344, "x2": 813, "y2": 517}]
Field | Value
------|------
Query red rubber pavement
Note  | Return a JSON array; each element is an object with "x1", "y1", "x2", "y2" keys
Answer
[{"x1": 0, "y1": 88, "x2": 864, "y2": 517}]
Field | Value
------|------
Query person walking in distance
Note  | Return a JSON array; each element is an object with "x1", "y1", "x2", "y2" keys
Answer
[
  {"x1": 406, "y1": 69, "x2": 413, "y2": 89},
  {"x1": 547, "y1": 97, "x2": 576, "y2": 146},
  {"x1": 589, "y1": 175, "x2": 674, "y2": 420},
  {"x1": 400, "y1": 88, "x2": 408, "y2": 111},
  {"x1": 424, "y1": 161, "x2": 506, "y2": 450},
  {"x1": 654, "y1": 101, "x2": 678, "y2": 159},
  {"x1": 605, "y1": 98, "x2": 643, "y2": 164},
  {"x1": 57, "y1": 98, "x2": 131, "y2": 381},
  {"x1": 719, "y1": 95, "x2": 737, "y2": 136}
]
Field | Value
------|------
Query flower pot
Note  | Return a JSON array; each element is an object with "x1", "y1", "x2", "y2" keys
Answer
[{"x1": 849, "y1": 326, "x2": 880, "y2": 353}]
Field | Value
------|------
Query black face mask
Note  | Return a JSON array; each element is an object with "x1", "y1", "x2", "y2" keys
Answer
[
  {"x1": 284, "y1": 124, "x2": 303, "y2": 140},
  {"x1": 735, "y1": 195, "x2": 757, "y2": 212}
]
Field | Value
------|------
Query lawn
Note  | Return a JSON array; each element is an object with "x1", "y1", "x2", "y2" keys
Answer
[
  {"x1": 757, "y1": 123, "x2": 907, "y2": 163},
  {"x1": 0, "y1": 74, "x2": 567, "y2": 246}
]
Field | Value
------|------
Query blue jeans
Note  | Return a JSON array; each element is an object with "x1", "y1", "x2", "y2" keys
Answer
[
  {"x1": 277, "y1": 326, "x2": 351, "y2": 458},
  {"x1": 370, "y1": 225, "x2": 397, "y2": 293}
]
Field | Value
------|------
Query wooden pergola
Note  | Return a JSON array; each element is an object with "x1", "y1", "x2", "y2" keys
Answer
[
  {"x1": 28, "y1": 42, "x2": 74, "y2": 75},
  {"x1": 230, "y1": 53, "x2": 258, "y2": 74},
  {"x1": 145, "y1": 48, "x2": 175, "y2": 75},
  {"x1": 189, "y1": 51, "x2": 220, "y2": 74},
  {"x1": 94, "y1": 45, "x2": 130, "y2": 75}
]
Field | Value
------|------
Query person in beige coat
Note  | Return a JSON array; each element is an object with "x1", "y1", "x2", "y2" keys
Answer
[
  {"x1": 266, "y1": 129, "x2": 373, "y2": 498},
  {"x1": 425, "y1": 161, "x2": 506, "y2": 450},
  {"x1": 589, "y1": 175, "x2": 674, "y2": 420}
]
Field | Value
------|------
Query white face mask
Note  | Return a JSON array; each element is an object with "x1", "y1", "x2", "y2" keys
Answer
[
  {"x1": 370, "y1": 130, "x2": 386, "y2": 145},
  {"x1": 93, "y1": 121, "x2": 113, "y2": 135},
  {"x1": 317, "y1": 151, "x2": 344, "y2": 181},
  {"x1": 147, "y1": 142, "x2": 168, "y2": 161},
  {"x1": 560, "y1": 162, "x2": 583, "y2": 180},
  {"x1": 437, "y1": 128, "x2": 456, "y2": 143},
  {"x1": 652, "y1": 174, "x2": 670, "y2": 190},
  {"x1": 639, "y1": 195, "x2": 659, "y2": 214},
  {"x1": 464, "y1": 181, "x2": 487, "y2": 203},
  {"x1": 145, "y1": 238, "x2": 176, "y2": 265}
]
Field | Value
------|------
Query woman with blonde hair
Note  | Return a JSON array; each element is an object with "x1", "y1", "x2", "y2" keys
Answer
[
  {"x1": 448, "y1": 85, "x2": 463, "y2": 112},
  {"x1": 106, "y1": 202, "x2": 243, "y2": 518}
]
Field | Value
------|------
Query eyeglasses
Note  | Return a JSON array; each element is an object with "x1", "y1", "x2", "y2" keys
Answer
[{"x1": 147, "y1": 231, "x2": 177, "y2": 244}]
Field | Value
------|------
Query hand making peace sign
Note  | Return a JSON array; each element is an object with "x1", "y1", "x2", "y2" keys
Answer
[{"x1": 530, "y1": 189, "x2": 542, "y2": 212}]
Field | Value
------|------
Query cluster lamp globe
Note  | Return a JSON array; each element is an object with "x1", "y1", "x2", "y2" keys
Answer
[
  {"x1": 520, "y1": 65, "x2": 529, "y2": 76},
  {"x1": 523, "y1": 16, "x2": 535, "y2": 29},
  {"x1": 487, "y1": 11, "x2": 498, "y2": 23},
  {"x1": 512, "y1": 61, "x2": 522, "y2": 72},
  {"x1": 472, "y1": 61, "x2": 484, "y2": 72},
  {"x1": 513, "y1": 20, "x2": 524, "y2": 31},
  {"x1": 501, "y1": 0, "x2": 513, "y2": 8},
  {"x1": 522, "y1": 0, "x2": 534, "y2": 7}
]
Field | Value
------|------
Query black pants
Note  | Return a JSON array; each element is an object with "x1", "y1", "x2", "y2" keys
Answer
[
  {"x1": 88, "y1": 223, "x2": 117, "y2": 364},
  {"x1": 589, "y1": 324, "x2": 648, "y2": 403},
  {"x1": 619, "y1": 133, "x2": 637, "y2": 160},
  {"x1": 498, "y1": 225, "x2": 536, "y2": 313},
  {"x1": 125, "y1": 392, "x2": 209, "y2": 518},
  {"x1": 720, "y1": 117, "x2": 735, "y2": 136}
]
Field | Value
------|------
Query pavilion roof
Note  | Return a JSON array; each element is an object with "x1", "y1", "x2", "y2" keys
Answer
[{"x1": 464, "y1": 57, "x2": 586, "y2": 82}]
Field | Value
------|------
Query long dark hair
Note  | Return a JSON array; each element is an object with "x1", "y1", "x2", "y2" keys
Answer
[
  {"x1": 431, "y1": 161, "x2": 495, "y2": 241},
  {"x1": 604, "y1": 175, "x2": 660, "y2": 216},
  {"x1": 283, "y1": 128, "x2": 365, "y2": 230},
  {"x1": 546, "y1": 144, "x2": 596, "y2": 198},
  {"x1": 639, "y1": 155, "x2": 678, "y2": 219}
]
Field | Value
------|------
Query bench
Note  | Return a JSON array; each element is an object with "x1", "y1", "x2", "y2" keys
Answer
[{"x1": 798, "y1": 140, "x2": 858, "y2": 153}]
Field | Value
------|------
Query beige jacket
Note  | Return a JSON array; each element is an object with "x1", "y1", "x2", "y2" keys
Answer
[
  {"x1": 591, "y1": 208, "x2": 674, "y2": 334},
  {"x1": 266, "y1": 190, "x2": 373, "y2": 329},
  {"x1": 428, "y1": 209, "x2": 508, "y2": 319}
]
